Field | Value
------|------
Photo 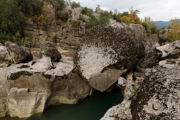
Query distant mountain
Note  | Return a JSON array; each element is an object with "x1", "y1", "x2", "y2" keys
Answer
[{"x1": 154, "y1": 21, "x2": 171, "y2": 29}]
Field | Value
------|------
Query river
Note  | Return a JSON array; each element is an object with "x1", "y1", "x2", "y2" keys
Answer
[{"x1": 6, "y1": 88, "x2": 123, "y2": 120}]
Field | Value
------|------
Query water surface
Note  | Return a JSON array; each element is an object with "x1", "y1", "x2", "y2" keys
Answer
[{"x1": 29, "y1": 88, "x2": 123, "y2": 120}]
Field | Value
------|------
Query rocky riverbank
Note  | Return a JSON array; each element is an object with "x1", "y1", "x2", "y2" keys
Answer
[
  {"x1": 0, "y1": 21, "x2": 179, "y2": 120},
  {"x1": 101, "y1": 40, "x2": 180, "y2": 120}
]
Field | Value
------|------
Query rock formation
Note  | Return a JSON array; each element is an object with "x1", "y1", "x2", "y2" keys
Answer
[
  {"x1": 101, "y1": 40, "x2": 180, "y2": 120},
  {"x1": 76, "y1": 24, "x2": 145, "y2": 92},
  {"x1": 0, "y1": 43, "x2": 91, "y2": 119}
]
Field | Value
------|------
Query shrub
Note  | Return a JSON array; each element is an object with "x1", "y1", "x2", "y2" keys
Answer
[
  {"x1": 113, "y1": 13, "x2": 122, "y2": 22},
  {"x1": 71, "y1": 2, "x2": 80, "y2": 8},
  {"x1": 51, "y1": 0, "x2": 66, "y2": 19},
  {"x1": 142, "y1": 17, "x2": 158, "y2": 34},
  {"x1": 167, "y1": 19, "x2": 180, "y2": 41},
  {"x1": 121, "y1": 13, "x2": 142, "y2": 24},
  {"x1": 16, "y1": 0, "x2": 43, "y2": 16},
  {"x1": 142, "y1": 22, "x2": 149, "y2": 31},
  {"x1": 85, "y1": 12, "x2": 111, "y2": 29},
  {"x1": 0, "y1": 0, "x2": 25, "y2": 43},
  {"x1": 56, "y1": 11, "x2": 69, "y2": 22},
  {"x1": 81, "y1": 7, "x2": 93, "y2": 17},
  {"x1": 150, "y1": 24, "x2": 158, "y2": 34}
]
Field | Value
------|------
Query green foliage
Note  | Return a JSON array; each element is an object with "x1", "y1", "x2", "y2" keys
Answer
[
  {"x1": 71, "y1": 1, "x2": 80, "y2": 8},
  {"x1": 56, "y1": 11, "x2": 69, "y2": 22},
  {"x1": 81, "y1": 7, "x2": 93, "y2": 17},
  {"x1": 51, "y1": 0, "x2": 66, "y2": 19},
  {"x1": 51, "y1": 0, "x2": 66, "y2": 11},
  {"x1": 121, "y1": 12, "x2": 129, "y2": 17},
  {"x1": 113, "y1": 13, "x2": 122, "y2": 22},
  {"x1": 16, "y1": 0, "x2": 43, "y2": 16},
  {"x1": 86, "y1": 11, "x2": 111, "y2": 29},
  {"x1": 142, "y1": 17, "x2": 158, "y2": 34},
  {"x1": 85, "y1": 16, "x2": 98, "y2": 29},
  {"x1": 0, "y1": 0, "x2": 25, "y2": 43},
  {"x1": 142, "y1": 22, "x2": 149, "y2": 31},
  {"x1": 150, "y1": 25, "x2": 158, "y2": 34}
]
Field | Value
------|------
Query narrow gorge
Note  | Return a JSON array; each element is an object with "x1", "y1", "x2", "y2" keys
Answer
[{"x1": 0, "y1": 0, "x2": 180, "y2": 120}]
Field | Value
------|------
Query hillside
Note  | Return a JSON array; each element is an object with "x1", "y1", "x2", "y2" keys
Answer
[{"x1": 154, "y1": 21, "x2": 171, "y2": 29}]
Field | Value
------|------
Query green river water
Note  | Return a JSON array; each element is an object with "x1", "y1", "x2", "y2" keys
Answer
[{"x1": 6, "y1": 88, "x2": 123, "y2": 120}]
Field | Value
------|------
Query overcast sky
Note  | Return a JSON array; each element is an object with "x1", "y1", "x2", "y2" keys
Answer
[{"x1": 72, "y1": 0, "x2": 180, "y2": 21}]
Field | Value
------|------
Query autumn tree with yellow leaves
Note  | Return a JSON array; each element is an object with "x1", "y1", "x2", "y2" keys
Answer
[
  {"x1": 120, "y1": 7, "x2": 142, "y2": 24},
  {"x1": 167, "y1": 19, "x2": 180, "y2": 41},
  {"x1": 34, "y1": 0, "x2": 54, "y2": 26}
]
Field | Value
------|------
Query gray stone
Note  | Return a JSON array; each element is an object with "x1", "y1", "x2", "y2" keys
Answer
[
  {"x1": 0, "y1": 57, "x2": 91, "y2": 118},
  {"x1": 41, "y1": 42, "x2": 61, "y2": 62},
  {"x1": 76, "y1": 25, "x2": 145, "y2": 92},
  {"x1": 5, "y1": 42, "x2": 33, "y2": 64}
]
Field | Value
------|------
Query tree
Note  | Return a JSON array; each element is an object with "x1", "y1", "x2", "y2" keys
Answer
[
  {"x1": 0, "y1": 0, "x2": 25, "y2": 43},
  {"x1": 142, "y1": 17, "x2": 158, "y2": 34},
  {"x1": 167, "y1": 19, "x2": 180, "y2": 41},
  {"x1": 16, "y1": 0, "x2": 43, "y2": 16}
]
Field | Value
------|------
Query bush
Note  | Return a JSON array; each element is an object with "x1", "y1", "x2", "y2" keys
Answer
[
  {"x1": 16, "y1": 0, "x2": 43, "y2": 16},
  {"x1": 167, "y1": 19, "x2": 180, "y2": 41},
  {"x1": 142, "y1": 22, "x2": 149, "y2": 31},
  {"x1": 56, "y1": 11, "x2": 69, "y2": 22},
  {"x1": 150, "y1": 25, "x2": 158, "y2": 34},
  {"x1": 142, "y1": 17, "x2": 158, "y2": 34},
  {"x1": 0, "y1": 0, "x2": 25, "y2": 43},
  {"x1": 71, "y1": 2, "x2": 80, "y2": 8},
  {"x1": 51, "y1": 0, "x2": 66, "y2": 19},
  {"x1": 85, "y1": 12, "x2": 111, "y2": 29},
  {"x1": 81, "y1": 7, "x2": 93, "y2": 17},
  {"x1": 113, "y1": 13, "x2": 122, "y2": 22}
]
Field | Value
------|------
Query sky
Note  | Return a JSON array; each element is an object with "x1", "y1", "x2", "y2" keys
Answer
[{"x1": 72, "y1": 0, "x2": 180, "y2": 21}]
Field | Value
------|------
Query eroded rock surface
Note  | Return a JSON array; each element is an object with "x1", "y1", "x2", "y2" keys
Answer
[
  {"x1": 76, "y1": 25, "x2": 145, "y2": 92},
  {"x1": 0, "y1": 56, "x2": 91, "y2": 118},
  {"x1": 5, "y1": 42, "x2": 33, "y2": 64},
  {"x1": 101, "y1": 40, "x2": 180, "y2": 120}
]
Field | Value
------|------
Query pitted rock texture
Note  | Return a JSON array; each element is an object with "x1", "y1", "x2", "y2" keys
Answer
[
  {"x1": 131, "y1": 58, "x2": 180, "y2": 120},
  {"x1": 101, "y1": 41, "x2": 180, "y2": 120},
  {"x1": 5, "y1": 42, "x2": 33, "y2": 64},
  {"x1": 41, "y1": 42, "x2": 61, "y2": 62},
  {"x1": 76, "y1": 25, "x2": 145, "y2": 92},
  {"x1": 0, "y1": 57, "x2": 91, "y2": 119}
]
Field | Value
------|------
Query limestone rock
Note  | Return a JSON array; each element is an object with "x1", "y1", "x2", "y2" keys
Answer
[
  {"x1": 131, "y1": 58, "x2": 180, "y2": 120},
  {"x1": 156, "y1": 40, "x2": 180, "y2": 58},
  {"x1": 0, "y1": 57, "x2": 91, "y2": 118},
  {"x1": 76, "y1": 25, "x2": 145, "y2": 92},
  {"x1": 41, "y1": 42, "x2": 61, "y2": 62},
  {"x1": 101, "y1": 41, "x2": 180, "y2": 120},
  {"x1": 101, "y1": 100, "x2": 132, "y2": 120},
  {"x1": 5, "y1": 42, "x2": 33, "y2": 64},
  {"x1": 0, "y1": 44, "x2": 10, "y2": 64}
]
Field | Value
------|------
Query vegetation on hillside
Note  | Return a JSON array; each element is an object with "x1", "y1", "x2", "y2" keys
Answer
[
  {"x1": 0, "y1": 0, "x2": 25, "y2": 43},
  {"x1": 142, "y1": 17, "x2": 158, "y2": 34},
  {"x1": 167, "y1": 19, "x2": 180, "y2": 41},
  {"x1": 0, "y1": 0, "x2": 162, "y2": 45}
]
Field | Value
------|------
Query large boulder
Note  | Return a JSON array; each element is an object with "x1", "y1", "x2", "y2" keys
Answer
[
  {"x1": 5, "y1": 42, "x2": 33, "y2": 64},
  {"x1": 76, "y1": 25, "x2": 145, "y2": 92},
  {"x1": 0, "y1": 57, "x2": 91, "y2": 118}
]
